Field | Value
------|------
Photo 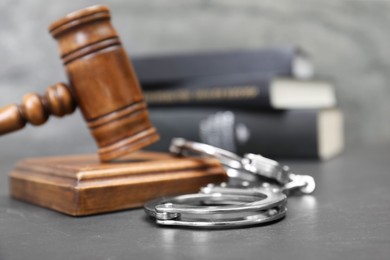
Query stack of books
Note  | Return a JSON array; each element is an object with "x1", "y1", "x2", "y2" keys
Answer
[{"x1": 132, "y1": 47, "x2": 344, "y2": 160}]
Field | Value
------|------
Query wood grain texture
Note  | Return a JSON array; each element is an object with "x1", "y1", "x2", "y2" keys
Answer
[
  {"x1": 9, "y1": 151, "x2": 228, "y2": 216},
  {"x1": 49, "y1": 5, "x2": 160, "y2": 162},
  {"x1": 0, "y1": 5, "x2": 159, "y2": 162}
]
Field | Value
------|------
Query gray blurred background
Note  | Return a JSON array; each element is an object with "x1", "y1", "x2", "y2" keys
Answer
[{"x1": 0, "y1": 0, "x2": 389, "y2": 160}]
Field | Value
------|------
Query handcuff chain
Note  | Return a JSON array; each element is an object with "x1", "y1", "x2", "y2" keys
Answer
[{"x1": 170, "y1": 138, "x2": 316, "y2": 195}]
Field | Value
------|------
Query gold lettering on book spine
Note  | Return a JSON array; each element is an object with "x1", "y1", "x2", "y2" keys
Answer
[{"x1": 144, "y1": 86, "x2": 260, "y2": 104}]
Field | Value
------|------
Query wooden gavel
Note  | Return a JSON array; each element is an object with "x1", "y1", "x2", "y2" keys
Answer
[{"x1": 0, "y1": 5, "x2": 159, "y2": 162}]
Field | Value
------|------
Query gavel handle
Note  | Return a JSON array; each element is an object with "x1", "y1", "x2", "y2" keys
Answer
[{"x1": 0, "y1": 83, "x2": 76, "y2": 135}]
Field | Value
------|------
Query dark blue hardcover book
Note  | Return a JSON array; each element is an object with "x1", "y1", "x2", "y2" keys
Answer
[{"x1": 132, "y1": 47, "x2": 313, "y2": 90}]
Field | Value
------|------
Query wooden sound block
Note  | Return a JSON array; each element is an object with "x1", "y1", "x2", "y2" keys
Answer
[{"x1": 9, "y1": 151, "x2": 228, "y2": 216}]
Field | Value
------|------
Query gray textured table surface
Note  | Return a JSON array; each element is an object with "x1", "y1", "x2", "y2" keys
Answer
[{"x1": 0, "y1": 144, "x2": 390, "y2": 260}]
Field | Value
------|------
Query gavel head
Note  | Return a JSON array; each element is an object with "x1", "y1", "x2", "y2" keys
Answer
[{"x1": 48, "y1": 5, "x2": 159, "y2": 162}]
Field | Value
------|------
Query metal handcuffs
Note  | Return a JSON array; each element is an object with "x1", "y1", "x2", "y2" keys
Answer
[{"x1": 144, "y1": 138, "x2": 316, "y2": 228}]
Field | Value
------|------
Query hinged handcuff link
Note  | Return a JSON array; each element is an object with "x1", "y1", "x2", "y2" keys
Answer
[{"x1": 144, "y1": 138, "x2": 316, "y2": 228}]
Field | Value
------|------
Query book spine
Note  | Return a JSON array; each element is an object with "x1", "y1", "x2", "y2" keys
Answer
[
  {"x1": 144, "y1": 78, "x2": 272, "y2": 109},
  {"x1": 147, "y1": 108, "x2": 320, "y2": 159},
  {"x1": 132, "y1": 47, "x2": 310, "y2": 89}
]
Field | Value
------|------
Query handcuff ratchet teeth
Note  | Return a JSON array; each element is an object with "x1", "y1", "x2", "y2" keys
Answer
[{"x1": 144, "y1": 138, "x2": 316, "y2": 228}]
